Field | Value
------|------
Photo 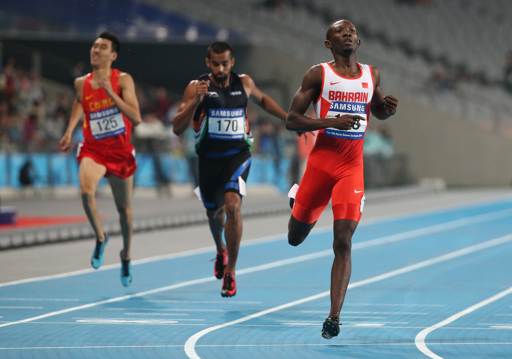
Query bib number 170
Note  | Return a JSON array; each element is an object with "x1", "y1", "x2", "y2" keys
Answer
[{"x1": 216, "y1": 119, "x2": 239, "y2": 133}]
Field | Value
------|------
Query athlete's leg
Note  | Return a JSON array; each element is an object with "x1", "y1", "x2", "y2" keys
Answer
[
  {"x1": 198, "y1": 155, "x2": 226, "y2": 254},
  {"x1": 329, "y1": 219, "x2": 357, "y2": 318},
  {"x1": 107, "y1": 174, "x2": 134, "y2": 260},
  {"x1": 223, "y1": 191, "x2": 242, "y2": 273},
  {"x1": 206, "y1": 207, "x2": 226, "y2": 253},
  {"x1": 79, "y1": 157, "x2": 107, "y2": 241},
  {"x1": 288, "y1": 216, "x2": 316, "y2": 246},
  {"x1": 221, "y1": 152, "x2": 251, "y2": 273},
  {"x1": 327, "y1": 171, "x2": 364, "y2": 322},
  {"x1": 288, "y1": 162, "x2": 333, "y2": 246},
  {"x1": 219, "y1": 153, "x2": 251, "y2": 297}
]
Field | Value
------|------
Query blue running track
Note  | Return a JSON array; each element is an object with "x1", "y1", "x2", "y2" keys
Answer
[{"x1": 0, "y1": 200, "x2": 511, "y2": 358}]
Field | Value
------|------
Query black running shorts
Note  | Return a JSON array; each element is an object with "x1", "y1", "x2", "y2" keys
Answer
[{"x1": 198, "y1": 150, "x2": 251, "y2": 210}]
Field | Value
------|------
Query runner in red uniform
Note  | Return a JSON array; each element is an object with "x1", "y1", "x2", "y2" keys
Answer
[
  {"x1": 286, "y1": 20, "x2": 398, "y2": 339},
  {"x1": 59, "y1": 32, "x2": 142, "y2": 287}
]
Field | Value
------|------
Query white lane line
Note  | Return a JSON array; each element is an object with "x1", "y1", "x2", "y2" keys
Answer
[
  {"x1": 415, "y1": 286, "x2": 512, "y2": 359},
  {"x1": 0, "y1": 320, "x2": 207, "y2": 327},
  {"x1": 0, "y1": 276, "x2": 215, "y2": 329},
  {"x1": 490, "y1": 325, "x2": 512, "y2": 330},
  {"x1": 2, "y1": 341, "x2": 512, "y2": 351},
  {"x1": 0, "y1": 306, "x2": 43, "y2": 309},
  {"x1": 353, "y1": 323, "x2": 386, "y2": 328},
  {"x1": 345, "y1": 303, "x2": 445, "y2": 307},
  {"x1": 2, "y1": 321, "x2": 511, "y2": 331},
  {"x1": 184, "y1": 234, "x2": 512, "y2": 359},
  {"x1": 76, "y1": 318, "x2": 180, "y2": 325},
  {"x1": 145, "y1": 299, "x2": 262, "y2": 305},
  {"x1": 122, "y1": 312, "x2": 191, "y2": 317},
  {"x1": 280, "y1": 321, "x2": 397, "y2": 327},
  {"x1": 104, "y1": 308, "x2": 224, "y2": 313},
  {"x1": 2, "y1": 205, "x2": 511, "y2": 288},
  {"x1": 0, "y1": 231, "x2": 296, "y2": 288},
  {"x1": 0, "y1": 298, "x2": 81, "y2": 302},
  {"x1": 2, "y1": 211, "x2": 511, "y2": 330},
  {"x1": 351, "y1": 207, "x2": 512, "y2": 251},
  {"x1": 300, "y1": 310, "x2": 428, "y2": 315},
  {"x1": 0, "y1": 250, "x2": 347, "y2": 330}
]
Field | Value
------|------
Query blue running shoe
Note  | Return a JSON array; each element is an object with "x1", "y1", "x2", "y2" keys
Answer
[
  {"x1": 90, "y1": 234, "x2": 109, "y2": 269},
  {"x1": 120, "y1": 252, "x2": 133, "y2": 287}
]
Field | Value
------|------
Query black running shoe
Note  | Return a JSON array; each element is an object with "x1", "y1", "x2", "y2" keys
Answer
[
  {"x1": 120, "y1": 252, "x2": 132, "y2": 287},
  {"x1": 321, "y1": 316, "x2": 340, "y2": 339}
]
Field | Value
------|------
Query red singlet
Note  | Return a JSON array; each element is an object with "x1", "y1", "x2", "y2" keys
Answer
[
  {"x1": 77, "y1": 69, "x2": 136, "y2": 178},
  {"x1": 292, "y1": 62, "x2": 375, "y2": 223}
]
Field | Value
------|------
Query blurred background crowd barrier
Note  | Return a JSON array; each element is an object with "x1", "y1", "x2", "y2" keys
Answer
[{"x1": 2, "y1": 0, "x2": 512, "y2": 196}]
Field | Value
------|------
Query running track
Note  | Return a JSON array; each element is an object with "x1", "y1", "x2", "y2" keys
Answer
[{"x1": 0, "y1": 199, "x2": 511, "y2": 358}]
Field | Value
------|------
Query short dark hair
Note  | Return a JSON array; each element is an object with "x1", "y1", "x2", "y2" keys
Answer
[
  {"x1": 207, "y1": 41, "x2": 233, "y2": 58},
  {"x1": 98, "y1": 32, "x2": 120, "y2": 54}
]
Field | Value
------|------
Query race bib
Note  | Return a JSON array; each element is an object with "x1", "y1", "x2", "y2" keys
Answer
[
  {"x1": 325, "y1": 101, "x2": 367, "y2": 140},
  {"x1": 90, "y1": 107, "x2": 126, "y2": 140},
  {"x1": 325, "y1": 120, "x2": 367, "y2": 139},
  {"x1": 207, "y1": 108, "x2": 246, "y2": 140}
]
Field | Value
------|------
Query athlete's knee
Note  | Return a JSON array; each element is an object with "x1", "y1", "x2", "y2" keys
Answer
[
  {"x1": 116, "y1": 204, "x2": 132, "y2": 218},
  {"x1": 333, "y1": 233, "x2": 352, "y2": 257},
  {"x1": 224, "y1": 201, "x2": 241, "y2": 220},
  {"x1": 288, "y1": 217, "x2": 313, "y2": 246},
  {"x1": 224, "y1": 194, "x2": 241, "y2": 219},
  {"x1": 80, "y1": 182, "x2": 96, "y2": 197},
  {"x1": 207, "y1": 207, "x2": 223, "y2": 220},
  {"x1": 288, "y1": 231, "x2": 306, "y2": 247},
  {"x1": 80, "y1": 191, "x2": 94, "y2": 206}
]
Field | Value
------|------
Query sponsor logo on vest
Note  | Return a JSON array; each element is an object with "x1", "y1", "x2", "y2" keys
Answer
[
  {"x1": 328, "y1": 91, "x2": 368, "y2": 102},
  {"x1": 207, "y1": 91, "x2": 219, "y2": 97},
  {"x1": 230, "y1": 91, "x2": 242, "y2": 96},
  {"x1": 88, "y1": 97, "x2": 115, "y2": 112},
  {"x1": 208, "y1": 108, "x2": 245, "y2": 118},
  {"x1": 329, "y1": 101, "x2": 367, "y2": 115},
  {"x1": 90, "y1": 106, "x2": 120, "y2": 120}
]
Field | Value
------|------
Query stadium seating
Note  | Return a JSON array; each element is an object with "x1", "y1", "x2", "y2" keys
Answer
[{"x1": 145, "y1": 0, "x2": 511, "y2": 131}]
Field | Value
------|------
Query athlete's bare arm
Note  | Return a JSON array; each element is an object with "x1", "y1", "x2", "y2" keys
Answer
[
  {"x1": 286, "y1": 65, "x2": 362, "y2": 132},
  {"x1": 240, "y1": 74, "x2": 287, "y2": 122},
  {"x1": 97, "y1": 72, "x2": 142, "y2": 126},
  {"x1": 172, "y1": 80, "x2": 209, "y2": 136},
  {"x1": 370, "y1": 67, "x2": 398, "y2": 120},
  {"x1": 59, "y1": 77, "x2": 85, "y2": 152}
]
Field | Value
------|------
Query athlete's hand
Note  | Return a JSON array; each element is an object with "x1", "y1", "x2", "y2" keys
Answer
[
  {"x1": 297, "y1": 131, "x2": 315, "y2": 141},
  {"x1": 96, "y1": 77, "x2": 114, "y2": 95},
  {"x1": 383, "y1": 95, "x2": 398, "y2": 115},
  {"x1": 195, "y1": 80, "x2": 209, "y2": 102},
  {"x1": 329, "y1": 115, "x2": 364, "y2": 130},
  {"x1": 59, "y1": 132, "x2": 72, "y2": 152}
]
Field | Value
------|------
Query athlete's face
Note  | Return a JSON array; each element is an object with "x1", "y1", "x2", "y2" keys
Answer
[
  {"x1": 90, "y1": 38, "x2": 117, "y2": 68},
  {"x1": 325, "y1": 20, "x2": 360, "y2": 56},
  {"x1": 206, "y1": 51, "x2": 234, "y2": 84}
]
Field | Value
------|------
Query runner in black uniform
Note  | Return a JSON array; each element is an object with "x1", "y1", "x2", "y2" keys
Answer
[{"x1": 173, "y1": 42, "x2": 287, "y2": 297}]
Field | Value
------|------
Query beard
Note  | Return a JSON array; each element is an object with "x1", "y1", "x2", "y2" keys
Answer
[{"x1": 212, "y1": 73, "x2": 228, "y2": 83}]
